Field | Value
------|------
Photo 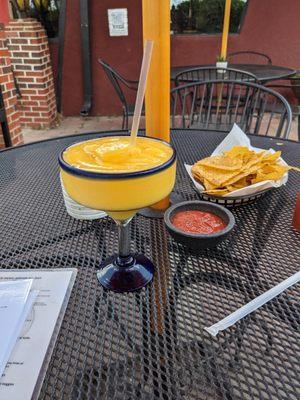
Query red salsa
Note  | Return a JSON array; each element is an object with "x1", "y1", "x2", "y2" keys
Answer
[{"x1": 172, "y1": 210, "x2": 226, "y2": 234}]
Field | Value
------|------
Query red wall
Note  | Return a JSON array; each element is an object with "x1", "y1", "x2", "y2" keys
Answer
[
  {"x1": 59, "y1": 0, "x2": 142, "y2": 116},
  {"x1": 0, "y1": 0, "x2": 9, "y2": 24},
  {"x1": 172, "y1": 0, "x2": 300, "y2": 68},
  {"x1": 55, "y1": 0, "x2": 300, "y2": 116}
]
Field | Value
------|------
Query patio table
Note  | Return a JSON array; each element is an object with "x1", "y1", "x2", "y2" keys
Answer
[
  {"x1": 171, "y1": 64, "x2": 296, "y2": 83},
  {"x1": 0, "y1": 129, "x2": 299, "y2": 400}
]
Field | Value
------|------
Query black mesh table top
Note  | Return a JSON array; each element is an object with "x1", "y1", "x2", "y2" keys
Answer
[
  {"x1": 171, "y1": 64, "x2": 296, "y2": 83},
  {"x1": 0, "y1": 129, "x2": 299, "y2": 400}
]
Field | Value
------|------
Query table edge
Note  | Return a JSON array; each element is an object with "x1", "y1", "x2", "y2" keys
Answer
[
  {"x1": 171, "y1": 64, "x2": 297, "y2": 82},
  {"x1": 1, "y1": 129, "x2": 299, "y2": 154}
]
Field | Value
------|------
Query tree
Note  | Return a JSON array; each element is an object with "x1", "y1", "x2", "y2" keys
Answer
[{"x1": 172, "y1": 0, "x2": 246, "y2": 34}]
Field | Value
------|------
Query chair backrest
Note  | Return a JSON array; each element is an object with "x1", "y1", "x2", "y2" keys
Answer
[
  {"x1": 175, "y1": 66, "x2": 258, "y2": 87},
  {"x1": 171, "y1": 80, "x2": 292, "y2": 139},
  {"x1": 228, "y1": 51, "x2": 272, "y2": 65},
  {"x1": 98, "y1": 59, "x2": 134, "y2": 111}
]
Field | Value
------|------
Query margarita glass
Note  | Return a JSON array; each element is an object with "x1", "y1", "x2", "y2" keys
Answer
[{"x1": 59, "y1": 134, "x2": 176, "y2": 292}]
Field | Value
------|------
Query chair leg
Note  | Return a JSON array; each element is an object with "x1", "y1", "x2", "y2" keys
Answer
[
  {"x1": 298, "y1": 114, "x2": 300, "y2": 141},
  {"x1": 122, "y1": 111, "x2": 129, "y2": 131}
]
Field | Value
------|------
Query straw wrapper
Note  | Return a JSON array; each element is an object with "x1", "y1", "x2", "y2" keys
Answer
[
  {"x1": 185, "y1": 124, "x2": 289, "y2": 197},
  {"x1": 205, "y1": 271, "x2": 300, "y2": 336}
]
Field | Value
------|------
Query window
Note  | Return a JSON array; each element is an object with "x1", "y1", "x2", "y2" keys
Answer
[
  {"x1": 171, "y1": 0, "x2": 248, "y2": 35},
  {"x1": 11, "y1": 0, "x2": 60, "y2": 39}
]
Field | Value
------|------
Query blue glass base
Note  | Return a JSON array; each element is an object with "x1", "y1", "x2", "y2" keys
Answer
[{"x1": 96, "y1": 254, "x2": 155, "y2": 293}]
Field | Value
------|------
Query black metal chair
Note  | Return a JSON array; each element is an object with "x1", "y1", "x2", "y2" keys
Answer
[
  {"x1": 0, "y1": 86, "x2": 12, "y2": 147},
  {"x1": 174, "y1": 66, "x2": 258, "y2": 87},
  {"x1": 228, "y1": 51, "x2": 272, "y2": 65},
  {"x1": 267, "y1": 79, "x2": 300, "y2": 141},
  {"x1": 171, "y1": 80, "x2": 292, "y2": 139},
  {"x1": 98, "y1": 59, "x2": 142, "y2": 130}
]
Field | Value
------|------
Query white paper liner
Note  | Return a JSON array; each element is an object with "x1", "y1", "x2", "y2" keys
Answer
[{"x1": 185, "y1": 124, "x2": 289, "y2": 198}]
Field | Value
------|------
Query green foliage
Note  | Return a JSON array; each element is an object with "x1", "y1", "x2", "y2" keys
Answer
[
  {"x1": 171, "y1": 0, "x2": 246, "y2": 34},
  {"x1": 12, "y1": 0, "x2": 59, "y2": 38}
]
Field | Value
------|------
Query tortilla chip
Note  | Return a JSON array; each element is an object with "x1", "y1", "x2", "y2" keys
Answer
[
  {"x1": 222, "y1": 164, "x2": 260, "y2": 187},
  {"x1": 260, "y1": 151, "x2": 281, "y2": 163},
  {"x1": 230, "y1": 176, "x2": 249, "y2": 189},
  {"x1": 224, "y1": 146, "x2": 252, "y2": 159},
  {"x1": 243, "y1": 151, "x2": 266, "y2": 170},
  {"x1": 289, "y1": 166, "x2": 300, "y2": 173},
  {"x1": 252, "y1": 164, "x2": 289, "y2": 184},
  {"x1": 203, "y1": 178, "x2": 218, "y2": 190},
  {"x1": 195, "y1": 155, "x2": 243, "y2": 171},
  {"x1": 191, "y1": 145, "x2": 292, "y2": 197},
  {"x1": 192, "y1": 164, "x2": 240, "y2": 187},
  {"x1": 203, "y1": 188, "x2": 230, "y2": 196}
]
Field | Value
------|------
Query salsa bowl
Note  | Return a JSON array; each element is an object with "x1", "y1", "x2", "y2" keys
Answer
[{"x1": 164, "y1": 201, "x2": 235, "y2": 250}]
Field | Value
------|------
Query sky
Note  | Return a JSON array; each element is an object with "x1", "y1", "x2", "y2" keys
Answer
[{"x1": 171, "y1": 0, "x2": 184, "y2": 6}]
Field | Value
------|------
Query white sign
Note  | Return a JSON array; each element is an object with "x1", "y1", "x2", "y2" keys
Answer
[{"x1": 108, "y1": 8, "x2": 128, "y2": 37}]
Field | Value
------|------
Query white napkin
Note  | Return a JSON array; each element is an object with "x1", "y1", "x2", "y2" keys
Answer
[
  {"x1": 60, "y1": 175, "x2": 107, "y2": 220},
  {"x1": 185, "y1": 124, "x2": 288, "y2": 197}
]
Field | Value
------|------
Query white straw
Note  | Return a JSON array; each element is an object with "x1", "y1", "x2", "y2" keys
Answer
[
  {"x1": 130, "y1": 40, "x2": 154, "y2": 146},
  {"x1": 205, "y1": 271, "x2": 300, "y2": 337}
]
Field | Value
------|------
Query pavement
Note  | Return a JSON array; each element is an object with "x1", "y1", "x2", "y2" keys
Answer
[
  {"x1": 21, "y1": 115, "x2": 298, "y2": 143},
  {"x1": 22, "y1": 116, "x2": 144, "y2": 143}
]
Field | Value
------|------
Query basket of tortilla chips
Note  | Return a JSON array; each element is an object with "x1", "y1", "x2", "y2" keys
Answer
[
  {"x1": 186, "y1": 125, "x2": 300, "y2": 207},
  {"x1": 190, "y1": 145, "x2": 290, "y2": 207}
]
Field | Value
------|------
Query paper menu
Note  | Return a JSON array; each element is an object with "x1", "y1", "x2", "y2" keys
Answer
[
  {"x1": 185, "y1": 124, "x2": 289, "y2": 197},
  {"x1": 0, "y1": 280, "x2": 34, "y2": 379},
  {"x1": 0, "y1": 269, "x2": 77, "y2": 400}
]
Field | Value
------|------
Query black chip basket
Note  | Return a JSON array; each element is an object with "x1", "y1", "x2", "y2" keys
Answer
[{"x1": 199, "y1": 188, "x2": 273, "y2": 208}]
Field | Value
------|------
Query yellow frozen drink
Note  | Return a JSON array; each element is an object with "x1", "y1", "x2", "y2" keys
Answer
[{"x1": 60, "y1": 135, "x2": 176, "y2": 220}]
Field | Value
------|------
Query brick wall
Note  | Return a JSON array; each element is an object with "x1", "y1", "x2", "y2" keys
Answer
[
  {"x1": 5, "y1": 19, "x2": 57, "y2": 129},
  {"x1": 0, "y1": 24, "x2": 23, "y2": 148}
]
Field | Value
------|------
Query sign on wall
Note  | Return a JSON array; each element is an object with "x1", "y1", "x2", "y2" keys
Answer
[{"x1": 108, "y1": 8, "x2": 128, "y2": 37}]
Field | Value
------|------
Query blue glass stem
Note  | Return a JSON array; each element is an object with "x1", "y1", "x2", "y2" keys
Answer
[
  {"x1": 116, "y1": 218, "x2": 134, "y2": 267},
  {"x1": 97, "y1": 217, "x2": 155, "y2": 292}
]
